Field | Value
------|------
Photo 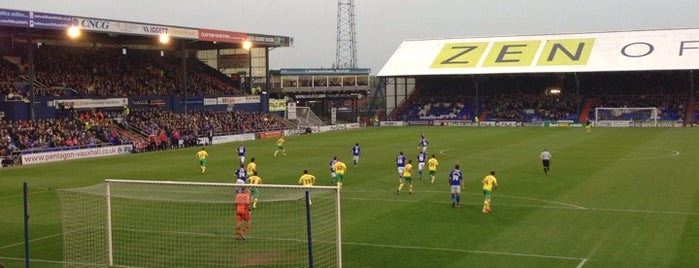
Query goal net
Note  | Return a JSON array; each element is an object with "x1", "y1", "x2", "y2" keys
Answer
[
  {"x1": 594, "y1": 107, "x2": 658, "y2": 127},
  {"x1": 57, "y1": 179, "x2": 342, "y2": 268},
  {"x1": 293, "y1": 106, "x2": 324, "y2": 127}
]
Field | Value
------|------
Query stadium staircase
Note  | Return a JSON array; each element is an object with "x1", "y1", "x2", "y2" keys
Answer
[
  {"x1": 578, "y1": 98, "x2": 594, "y2": 123},
  {"x1": 478, "y1": 109, "x2": 488, "y2": 122},
  {"x1": 268, "y1": 113, "x2": 298, "y2": 129},
  {"x1": 389, "y1": 85, "x2": 422, "y2": 120},
  {"x1": 193, "y1": 61, "x2": 241, "y2": 93},
  {"x1": 686, "y1": 98, "x2": 696, "y2": 124}
]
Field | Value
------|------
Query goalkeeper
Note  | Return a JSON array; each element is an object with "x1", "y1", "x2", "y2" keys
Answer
[{"x1": 234, "y1": 188, "x2": 252, "y2": 240}]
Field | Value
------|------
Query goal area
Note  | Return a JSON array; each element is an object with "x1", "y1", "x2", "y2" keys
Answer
[
  {"x1": 594, "y1": 107, "x2": 658, "y2": 127},
  {"x1": 57, "y1": 179, "x2": 342, "y2": 268}
]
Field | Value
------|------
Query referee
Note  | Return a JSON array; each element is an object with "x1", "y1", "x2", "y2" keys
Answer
[{"x1": 540, "y1": 148, "x2": 552, "y2": 176}]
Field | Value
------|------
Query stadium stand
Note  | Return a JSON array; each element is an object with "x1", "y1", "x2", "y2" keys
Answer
[
  {"x1": 393, "y1": 72, "x2": 690, "y2": 124},
  {"x1": 1, "y1": 44, "x2": 242, "y2": 98},
  {"x1": 0, "y1": 108, "x2": 290, "y2": 161}
]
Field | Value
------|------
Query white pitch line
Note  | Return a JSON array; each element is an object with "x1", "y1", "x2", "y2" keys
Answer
[
  {"x1": 496, "y1": 194, "x2": 587, "y2": 209},
  {"x1": 1, "y1": 237, "x2": 584, "y2": 266},
  {"x1": 440, "y1": 148, "x2": 681, "y2": 161},
  {"x1": 582, "y1": 206, "x2": 699, "y2": 216},
  {"x1": 620, "y1": 149, "x2": 680, "y2": 161},
  {"x1": 343, "y1": 189, "x2": 586, "y2": 209},
  {"x1": 0, "y1": 256, "x2": 146, "y2": 268},
  {"x1": 0, "y1": 189, "x2": 53, "y2": 200},
  {"x1": 0, "y1": 256, "x2": 65, "y2": 265},
  {"x1": 342, "y1": 196, "x2": 578, "y2": 210},
  {"x1": 0, "y1": 232, "x2": 63, "y2": 250},
  {"x1": 576, "y1": 258, "x2": 589, "y2": 268},
  {"x1": 343, "y1": 241, "x2": 585, "y2": 261}
]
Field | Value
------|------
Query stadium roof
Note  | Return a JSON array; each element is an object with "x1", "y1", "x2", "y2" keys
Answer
[
  {"x1": 0, "y1": 8, "x2": 292, "y2": 50},
  {"x1": 378, "y1": 28, "x2": 699, "y2": 77}
]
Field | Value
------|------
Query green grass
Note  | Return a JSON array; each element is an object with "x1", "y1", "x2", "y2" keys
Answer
[{"x1": 1, "y1": 126, "x2": 698, "y2": 267}]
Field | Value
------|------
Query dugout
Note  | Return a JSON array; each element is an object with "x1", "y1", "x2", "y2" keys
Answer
[
  {"x1": 378, "y1": 28, "x2": 699, "y2": 124},
  {"x1": 0, "y1": 8, "x2": 292, "y2": 120}
]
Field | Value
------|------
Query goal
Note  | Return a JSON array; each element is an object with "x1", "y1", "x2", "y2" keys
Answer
[
  {"x1": 57, "y1": 179, "x2": 342, "y2": 268},
  {"x1": 594, "y1": 107, "x2": 658, "y2": 127},
  {"x1": 291, "y1": 106, "x2": 324, "y2": 127}
]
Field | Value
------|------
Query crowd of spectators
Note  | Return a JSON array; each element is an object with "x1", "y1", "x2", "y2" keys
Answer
[
  {"x1": 400, "y1": 99, "x2": 470, "y2": 121},
  {"x1": 394, "y1": 73, "x2": 691, "y2": 123},
  {"x1": 0, "y1": 106, "x2": 288, "y2": 166},
  {"x1": 396, "y1": 82, "x2": 474, "y2": 121},
  {"x1": 0, "y1": 57, "x2": 23, "y2": 100},
  {"x1": 1, "y1": 44, "x2": 242, "y2": 98},
  {"x1": 127, "y1": 109, "x2": 287, "y2": 151},
  {"x1": 483, "y1": 93, "x2": 580, "y2": 122},
  {"x1": 588, "y1": 94, "x2": 686, "y2": 121},
  {"x1": 0, "y1": 113, "x2": 133, "y2": 166},
  {"x1": 396, "y1": 80, "x2": 580, "y2": 122}
]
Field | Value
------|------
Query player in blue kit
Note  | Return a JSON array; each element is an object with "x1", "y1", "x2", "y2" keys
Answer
[
  {"x1": 416, "y1": 151, "x2": 427, "y2": 180},
  {"x1": 418, "y1": 135, "x2": 428, "y2": 154},
  {"x1": 236, "y1": 144, "x2": 247, "y2": 165},
  {"x1": 448, "y1": 165, "x2": 464, "y2": 208},
  {"x1": 396, "y1": 152, "x2": 407, "y2": 181},
  {"x1": 329, "y1": 156, "x2": 338, "y2": 184},
  {"x1": 351, "y1": 143, "x2": 361, "y2": 167},
  {"x1": 235, "y1": 164, "x2": 247, "y2": 184}
]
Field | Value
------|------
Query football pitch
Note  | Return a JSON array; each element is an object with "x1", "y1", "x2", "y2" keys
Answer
[{"x1": 1, "y1": 126, "x2": 698, "y2": 267}]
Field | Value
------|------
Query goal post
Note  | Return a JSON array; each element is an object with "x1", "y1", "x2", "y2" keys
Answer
[
  {"x1": 594, "y1": 107, "x2": 658, "y2": 127},
  {"x1": 57, "y1": 179, "x2": 342, "y2": 268}
]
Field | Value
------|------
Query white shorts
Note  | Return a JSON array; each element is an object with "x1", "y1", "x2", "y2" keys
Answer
[
  {"x1": 397, "y1": 167, "x2": 405, "y2": 175},
  {"x1": 353, "y1": 155, "x2": 359, "y2": 161},
  {"x1": 418, "y1": 162, "x2": 425, "y2": 171},
  {"x1": 239, "y1": 156, "x2": 245, "y2": 163},
  {"x1": 450, "y1": 185, "x2": 461, "y2": 194},
  {"x1": 331, "y1": 172, "x2": 337, "y2": 178}
]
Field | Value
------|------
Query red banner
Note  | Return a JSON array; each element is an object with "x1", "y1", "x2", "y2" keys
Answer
[
  {"x1": 198, "y1": 28, "x2": 247, "y2": 43},
  {"x1": 259, "y1": 131, "x2": 283, "y2": 139}
]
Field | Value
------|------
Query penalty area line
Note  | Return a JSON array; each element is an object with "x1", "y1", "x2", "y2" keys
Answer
[
  {"x1": 344, "y1": 241, "x2": 585, "y2": 262},
  {"x1": 0, "y1": 232, "x2": 63, "y2": 250},
  {"x1": 576, "y1": 258, "x2": 589, "y2": 268},
  {"x1": 0, "y1": 256, "x2": 148, "y2": 268}
]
